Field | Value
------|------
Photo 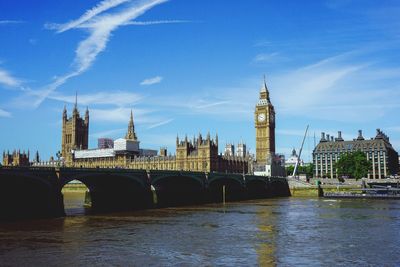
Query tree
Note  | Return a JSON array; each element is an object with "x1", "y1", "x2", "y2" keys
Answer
[
  {"x1": 285, "y1": 163, "x2": 314, "y2": 178},
  {"x1": 335, "y1": 151, "x2": 371, "y2": 180}
]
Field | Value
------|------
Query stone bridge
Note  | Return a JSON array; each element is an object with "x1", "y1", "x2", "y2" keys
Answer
[{"x1": 0, "y1": 166, "x2": 290, "y2": 220}]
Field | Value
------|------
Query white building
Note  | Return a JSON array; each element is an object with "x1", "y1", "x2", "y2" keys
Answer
[{"x1": 285, "y1": 148, "x2": 303, "y2": 167}]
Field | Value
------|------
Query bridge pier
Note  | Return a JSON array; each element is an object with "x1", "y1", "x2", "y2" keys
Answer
[{"x1": 0, "y1": 167, "x2": 65, "y2": 221}]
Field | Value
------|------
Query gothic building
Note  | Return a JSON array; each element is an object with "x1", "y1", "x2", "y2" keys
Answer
[
  {"x1": 2, "y1": 150, "x2": 30, "y2": 166},
  {"x1": 67, "y1": 110, "x2": 249, "y2": 173},
  {"x1": 254, "y1": 76, "x2": 275, "y2": 165},
  {"x1": 61, "y1": 96, "x2": 89, "y2": 164}
]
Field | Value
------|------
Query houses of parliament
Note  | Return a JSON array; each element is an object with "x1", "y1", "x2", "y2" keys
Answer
[{"x1": 3, "y1": 78, "x2": 277, "y2": 174}]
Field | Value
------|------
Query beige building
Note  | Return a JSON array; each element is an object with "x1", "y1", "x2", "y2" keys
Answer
[
  {"x1": 61, "y1": 98, "x2": 89, "y2": 164},
  {"x1": 2, "y1": 150, "x2": 30, "y2": 166},
  {"x1": 313, "y1": 130, "x2": 399, "y2": 179},
  {"x1": 63, "y1": 104, "x2": 249, "y2": 173},
  {"x1": 254, "y1": 76, "x2": 275, "y2": 165}
]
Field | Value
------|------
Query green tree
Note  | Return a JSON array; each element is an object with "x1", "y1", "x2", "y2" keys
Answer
[
  {"x1": 335, "y1": 151, "x2": 371, "y2": 180},
  {"x1": 285, "y1": 164, "x2": 314, "y2": 178}
]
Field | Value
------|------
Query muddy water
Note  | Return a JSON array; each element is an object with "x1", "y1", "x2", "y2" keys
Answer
[{"x1": 1, "y1": 193, "x2": 400, "y2": 266}]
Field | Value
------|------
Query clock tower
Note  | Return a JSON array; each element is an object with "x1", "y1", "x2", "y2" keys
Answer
[{"x1": 255, "y1": 76, "x2": 275, "y2": 165}]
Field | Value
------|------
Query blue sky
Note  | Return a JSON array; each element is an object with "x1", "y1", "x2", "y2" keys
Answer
[{"x1": 0, "y1": 0, "x2": 399, "y2": 162}]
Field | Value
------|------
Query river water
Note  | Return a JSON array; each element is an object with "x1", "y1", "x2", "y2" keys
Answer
[{"x1": 1, "y1": 192, "x2": 400, "y2": 266}]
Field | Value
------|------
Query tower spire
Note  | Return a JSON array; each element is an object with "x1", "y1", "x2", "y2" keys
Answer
[
  {"x1": 259, "y1": 74, "x2": 270, "y2": 103},
  {"x1": 73, "y1": 91, "x2": 79, "y2": 115},
  {"x1": 125, "y1": 109, "x2": 137, "y2": 140}
]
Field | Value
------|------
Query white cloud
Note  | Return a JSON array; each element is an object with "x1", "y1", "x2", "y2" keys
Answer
[
  {"x1": 90, "y1": 107, "x2": 156, "y2": 123},
  {"x1": 0, "y1": 108, "x2": 11, "y2": 118},
  {"x1": 253, "y1": 40, "x2": 272, "y2": 47},
  {"x1": 32, "y1": 0, "x2": 169, "y2": 108},
  {"x1": 140, "y1": 76, "x2": 163, "y2": 85},
  {"x1": 46, "y1": 0, "x2": 130, "y2": 33},
  {"x1": 147, "y1": 118, "x2": 173, "y2": 129},
  {"x1": 124, "y1": 19, "x2": 189, "y2": 26},
  {"x1": 28, "y1": 38, "x2": 37, "y2": 45},
  {"x1": 0, "y1": 20, "x2": 24, "y2": 25},
  {"x1": 48, "y1": 91, "x2": 143, "y2": 106},
  {"x1": 252, "y1": 52, "x2": 280, "y2": 63},
  {"x1": 0, "y1": 67, "x2": 21, "y2": 87}
]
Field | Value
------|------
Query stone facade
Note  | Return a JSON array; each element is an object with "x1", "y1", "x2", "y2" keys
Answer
[
  {"x1": 63, "y1": 107, "x2": 249, "y2": 173},
  {"x1": 313, "y1": 130, "x2": 399, "y2": 179},
  {"x1": 61, "y1": 100, "x2": 89, "y2": 164},
  {"x1": 254, "y1": 76, "x2": 275, "y2": 165},
  {"x1": 2, "y1": 150, "x2": 30, "y2": 166}
]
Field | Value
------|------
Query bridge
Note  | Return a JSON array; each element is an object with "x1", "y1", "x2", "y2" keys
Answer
[{"x1": 0, "y1": 166, "x2": 290, "y2": 220}]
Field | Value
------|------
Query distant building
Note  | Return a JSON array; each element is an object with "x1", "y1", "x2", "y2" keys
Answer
[
  {"x1": 61, "y1": 97, "x2": 89, "y2": 164},
  {"x1": 224, "y1": 144, "x2": 235, "y2": 157},
  {"x1": 62, "y1": 106, "x2": 249, "y2": 173},
  {"x1": 313, "y1": 129, "x2": 399, "y2": 179},
  {"x1": 236, "y1": 142, "x2": 247, "y2": 158},
  {"x1": 285, "y1": 148, "x2": 304, "y2": 167},
  {"x1": 2, "y1": 150, "x2": 30, "y2": 166},
  {"x1": 98, "y1": 138, "x2": 114, "y2": 149}
]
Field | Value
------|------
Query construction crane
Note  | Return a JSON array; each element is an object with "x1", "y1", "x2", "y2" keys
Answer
[{"x1": 292, "y1": 125, "x2": 309, "y2": 178}]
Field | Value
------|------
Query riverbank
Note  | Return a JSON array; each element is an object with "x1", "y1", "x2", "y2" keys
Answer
[
  {"x1": 62, "y1": 183, "x2": 88, "y2": 193},
  {"x1": 290, "y1": 186, "x2": 358, "y2": 197}
]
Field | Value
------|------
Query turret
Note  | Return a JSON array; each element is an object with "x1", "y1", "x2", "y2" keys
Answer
[
  {"x1": 125, "y1": 109, "x2": 138, "y2": 140},
  {"x1": 357, "y1": 130, "x2": 364, "y2": 141},
  {"x1": 35, "y1": 150, "x2": 40, "y2": 163},
  {"x1": 63, "y1": 105, "x2": 67, "y2": 122},
  {"x1": 85, "y1": 106, "x2": 89, "y2": 124},
  {"x1": 320, "y1": 132, "x2": 327, "y2": 142},
  {"x1": 336, "y1": 131, "x2": 344, "y2": 141},
  {"x1": 72, "y1": 91, "x2": 79, "y2": 117},
  {"x1": 259, "y1": 74, "x2": 271, "y2": 103}
]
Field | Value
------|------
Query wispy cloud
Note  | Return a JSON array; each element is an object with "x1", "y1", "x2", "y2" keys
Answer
[
  {"x1": 32, "y1": 0, "x2": 169, "y2": 108},
  {"x1": 48, "y1": 91, "x2": 143, "y2": 106},
  {"x1": 46, "y1": 0, "x2": 130, "y2": 33},
  {"x1": 124, "y1": 19, "x2": 190, "y2": 26},
  {"x1": 90, "y1": 128, "x2": 125, "y2": 138},
  {"x1": 90, "y1": 107, "x2": 156, "y2": 123},
  {"x1": 0, "y1": 20, "x2": 24, "y2": 25},
  {"x1": 270, "y1": 52, "x2": 400, "y2": 122},
  {"x1": 252, "y1": 52, "x2": 280, "y2": 63},
  {"x1": 140, "y1": 76, "x2": 163, "y2": 85},
  {"x1": 0, "y1": 67, "x2": 21, "y2": 87},
  {"x1": 0, "y1": 108, "x2": 11, "y2": 118},
  {"x1": 147, "y1": 118, "x2": 173, "y2": 129},
  {"x1": 253, "y1": 40, "x2": 271, "y2": 47}
]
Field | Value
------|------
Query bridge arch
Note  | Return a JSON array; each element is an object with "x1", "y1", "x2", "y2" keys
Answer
[
  {"x1": 245, "y1": 175, "x2": 270, "y2": 199},
  {"x1": 207, "y1": 173, "x2": 245, "y2": 203},
  {"x1": 59, "y1": 168, "x2": 153, "y2": 212},
  {"x1": 150, "y1": 171, "x2": 206, "y2": 207},
  {"x1": 269, "y1": 178, "x2": 291, "y2": 197}
]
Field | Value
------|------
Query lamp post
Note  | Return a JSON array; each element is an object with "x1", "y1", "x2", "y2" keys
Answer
[{"x1": 56, "y1": 151, "x2": 62, "y2": 167}]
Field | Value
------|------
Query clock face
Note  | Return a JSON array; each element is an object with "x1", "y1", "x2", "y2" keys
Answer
[{"x1": 258, "y1": 113, "x2": 266, "y2": 122}]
